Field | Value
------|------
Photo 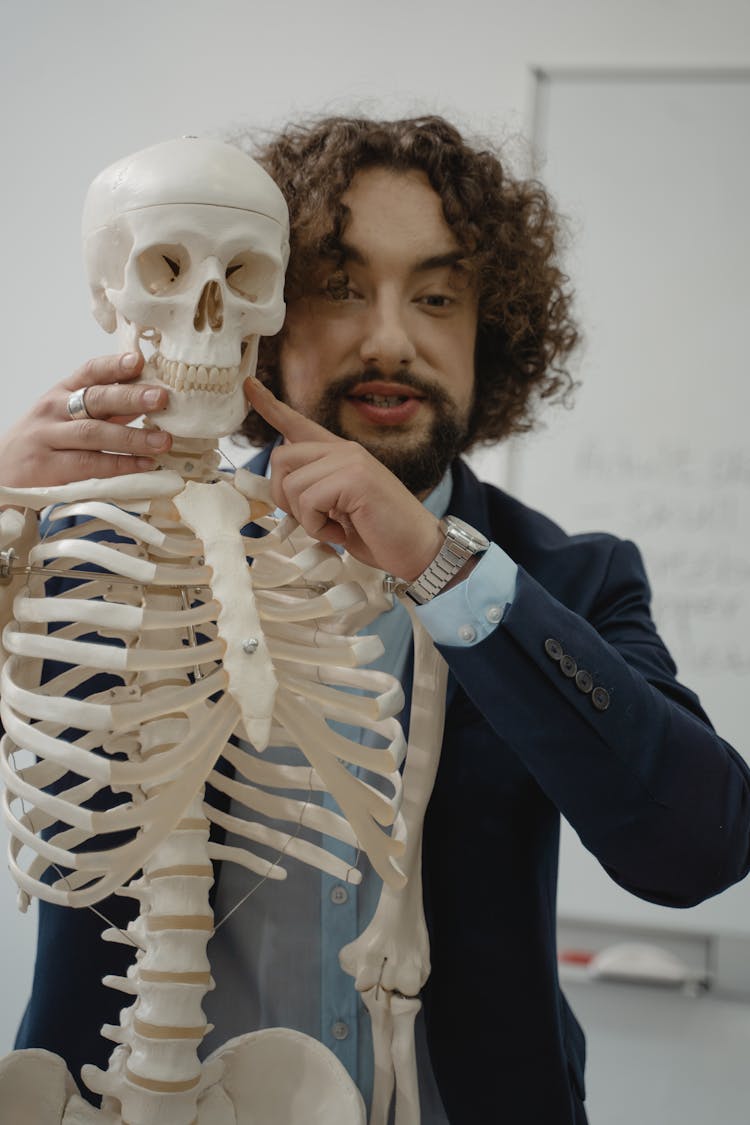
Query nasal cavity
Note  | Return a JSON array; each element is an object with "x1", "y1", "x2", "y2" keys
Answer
[{"x1": 194, "y1": 280, "x2": 224, "y2": 332}]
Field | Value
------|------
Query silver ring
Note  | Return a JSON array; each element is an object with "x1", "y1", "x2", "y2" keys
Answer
[{"x1": 66, "y1": 388, "x2": 92, "y2": 422}]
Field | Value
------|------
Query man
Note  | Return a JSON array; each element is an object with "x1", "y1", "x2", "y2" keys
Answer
[{"x1": 4, "y1": 115, "x2": 750, "y2": 1124}]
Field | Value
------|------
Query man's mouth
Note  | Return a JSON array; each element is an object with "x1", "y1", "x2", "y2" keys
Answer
[
  {"x1": 345, "y1": 381, "x2": 426, "y2": 426},
  {"x1": 358, "y1": 393, "x2": 410, "y2": 407}
]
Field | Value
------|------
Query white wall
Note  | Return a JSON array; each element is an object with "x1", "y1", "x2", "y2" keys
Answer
[{"x1": 1, "y1": 0, "x2": 749, "y2": 1059}]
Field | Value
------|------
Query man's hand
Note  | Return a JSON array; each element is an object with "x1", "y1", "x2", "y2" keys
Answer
[
  {"x1": 245, "y1": 378, "x2": 444, "y2": 581},
  {"x1": 0, "y1": 353, "x2": 172, "y2": 489}
]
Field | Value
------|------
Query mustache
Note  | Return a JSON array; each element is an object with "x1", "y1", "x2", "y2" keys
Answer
[{"x1": 321, "y1": 370, "x2": 454, "y2": 407}]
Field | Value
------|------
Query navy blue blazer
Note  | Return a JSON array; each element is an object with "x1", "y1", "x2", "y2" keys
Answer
[{"x1": 14, "y1": 454, "x2": 750, "y2": 1124}]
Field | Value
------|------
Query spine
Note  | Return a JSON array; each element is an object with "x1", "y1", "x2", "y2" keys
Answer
[{"x1": 82, "y1": 791, "x2": 221, "y2": 1125}]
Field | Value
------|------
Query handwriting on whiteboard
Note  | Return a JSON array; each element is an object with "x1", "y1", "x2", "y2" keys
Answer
[{"x1": 573, "y1": 440, "x2": 750, "y2": 675}]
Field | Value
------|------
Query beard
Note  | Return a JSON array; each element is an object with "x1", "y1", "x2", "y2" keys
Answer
[{"x1": 296, "y1": 370, "x2": 471, "y2": 496}]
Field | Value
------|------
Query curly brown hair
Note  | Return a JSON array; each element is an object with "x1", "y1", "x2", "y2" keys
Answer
[{"x1": 235, "y1": 114, "x2": 579, "y2": 449}]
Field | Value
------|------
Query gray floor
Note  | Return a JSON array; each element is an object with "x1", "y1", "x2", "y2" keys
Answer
[{"x1": 566, "y1": 980, "x2": 750, "y2": 1125}]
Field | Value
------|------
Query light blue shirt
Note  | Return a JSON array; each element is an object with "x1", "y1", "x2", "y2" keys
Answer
[{"x1": 202, "y1": 466, "x2": 517, "y2": 1120}]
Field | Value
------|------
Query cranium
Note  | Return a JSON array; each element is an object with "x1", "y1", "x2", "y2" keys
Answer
[{"x1": 82, "y1": 137, "x2": 289, "y2": 437}]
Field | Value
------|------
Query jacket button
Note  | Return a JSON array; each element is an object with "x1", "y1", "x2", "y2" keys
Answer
[
  {"x1": 544, "y1": 638, "x2": 563, "y2": 661},
  {"x1": 591, "y1": 686, "x2": 610, "y2": 711},
  {"x1": 575, "y1": 669, "x2": 593, "y2": 693},
  {"x1": 560, "y1": 654, "x2": 577, "y2": 677}
]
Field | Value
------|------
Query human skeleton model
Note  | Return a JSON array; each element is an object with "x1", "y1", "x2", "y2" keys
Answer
[{"x1": 0, "y1": 140, "x2": 448, "y2": 1125}]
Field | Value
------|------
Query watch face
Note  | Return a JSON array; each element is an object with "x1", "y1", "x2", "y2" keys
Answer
[
  {"x1": 443, "y1": 516, "x2": 490, "y2": 552},
  {"x1": 404, "y1": 516, "x2": 489, "y2": 604}
]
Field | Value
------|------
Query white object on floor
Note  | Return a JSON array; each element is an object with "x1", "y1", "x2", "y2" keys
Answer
[{"x1": 589, "y1": 942, "x2": 704, "y2": 986}]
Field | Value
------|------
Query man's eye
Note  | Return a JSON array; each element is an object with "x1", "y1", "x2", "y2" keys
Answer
[{"x1": 323, "y1": 273, "x2": 355, "y2": 301}]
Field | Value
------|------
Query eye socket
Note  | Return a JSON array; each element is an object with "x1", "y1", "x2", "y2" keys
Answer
[
  {"x1": 136, "y1": 244, "x2": 190, "y2": 295},
  {"x1": 225, "y1": 251, "x2": 278, "y2": 302}
]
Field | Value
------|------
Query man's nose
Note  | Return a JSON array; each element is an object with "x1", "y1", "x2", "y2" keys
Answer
[{"x1": 358, "y1": 301, "x2": 417, "y2": 372}]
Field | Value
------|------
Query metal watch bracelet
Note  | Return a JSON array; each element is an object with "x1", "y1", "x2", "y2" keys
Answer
[{"x1": 398, "y1": 516, "x2": 489, "y2": 605}]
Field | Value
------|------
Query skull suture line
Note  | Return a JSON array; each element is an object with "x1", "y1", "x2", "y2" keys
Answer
[{"x1": 82, "y1": 138, "x2": 289, "y2": 438}]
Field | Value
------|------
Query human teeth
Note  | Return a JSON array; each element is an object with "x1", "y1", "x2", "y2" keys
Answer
[{"x1": 363, "y1": 394, "x2": 406, "y2": 406}]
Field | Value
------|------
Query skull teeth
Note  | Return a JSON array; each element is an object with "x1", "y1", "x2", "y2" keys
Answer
[{"x1": 153, "y1": 353, "x2": 240, "y2": 394}]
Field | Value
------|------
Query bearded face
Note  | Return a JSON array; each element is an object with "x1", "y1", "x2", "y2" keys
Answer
[
  {"x1": 276, "y1": 168, "x2": 479, "y2": 496},
  {"x1": 298, "y1": 369, "x2": 472, "y2": 496}
]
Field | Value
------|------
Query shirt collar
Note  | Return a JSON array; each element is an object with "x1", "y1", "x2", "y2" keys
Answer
[{"x1": 422, "y1": 467, "x2": 452, "y2": 520}]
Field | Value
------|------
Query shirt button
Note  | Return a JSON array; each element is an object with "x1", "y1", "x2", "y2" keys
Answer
[
  {"x1": 332, "y1": 1021, "x2": 349, "y2": 1041},
  {"x1": 330, "y1": 884, "x2": 349, "y2": 905},
  {"x1": 485, "y1": 604, "x2": 502, "y2": 624},
  {"x1": 458, "y1": 624, "x2": 477, "y2": 643}
]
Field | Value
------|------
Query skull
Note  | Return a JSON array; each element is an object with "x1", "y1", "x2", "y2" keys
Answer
[{"x1": 82, "y1": 138, "x2": 289, "y2": 437}]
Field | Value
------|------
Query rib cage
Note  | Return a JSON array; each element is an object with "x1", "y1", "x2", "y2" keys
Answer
[{"x1": 0, "y1": 468, "x2": 408, "y2": 913}]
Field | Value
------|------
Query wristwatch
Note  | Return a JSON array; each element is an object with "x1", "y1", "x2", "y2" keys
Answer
[{"x1": 401, "y1": 516, "x2": 489, "y2": 605}]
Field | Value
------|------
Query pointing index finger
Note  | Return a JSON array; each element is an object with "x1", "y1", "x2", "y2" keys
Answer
[{"x1": 244, "y1": 377, "x2": 338, "y2": 444}]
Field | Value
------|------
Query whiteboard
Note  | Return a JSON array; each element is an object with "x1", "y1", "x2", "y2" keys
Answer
[{"x1": 515, "y1": 71, "x2": 750, "y2": 937}]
